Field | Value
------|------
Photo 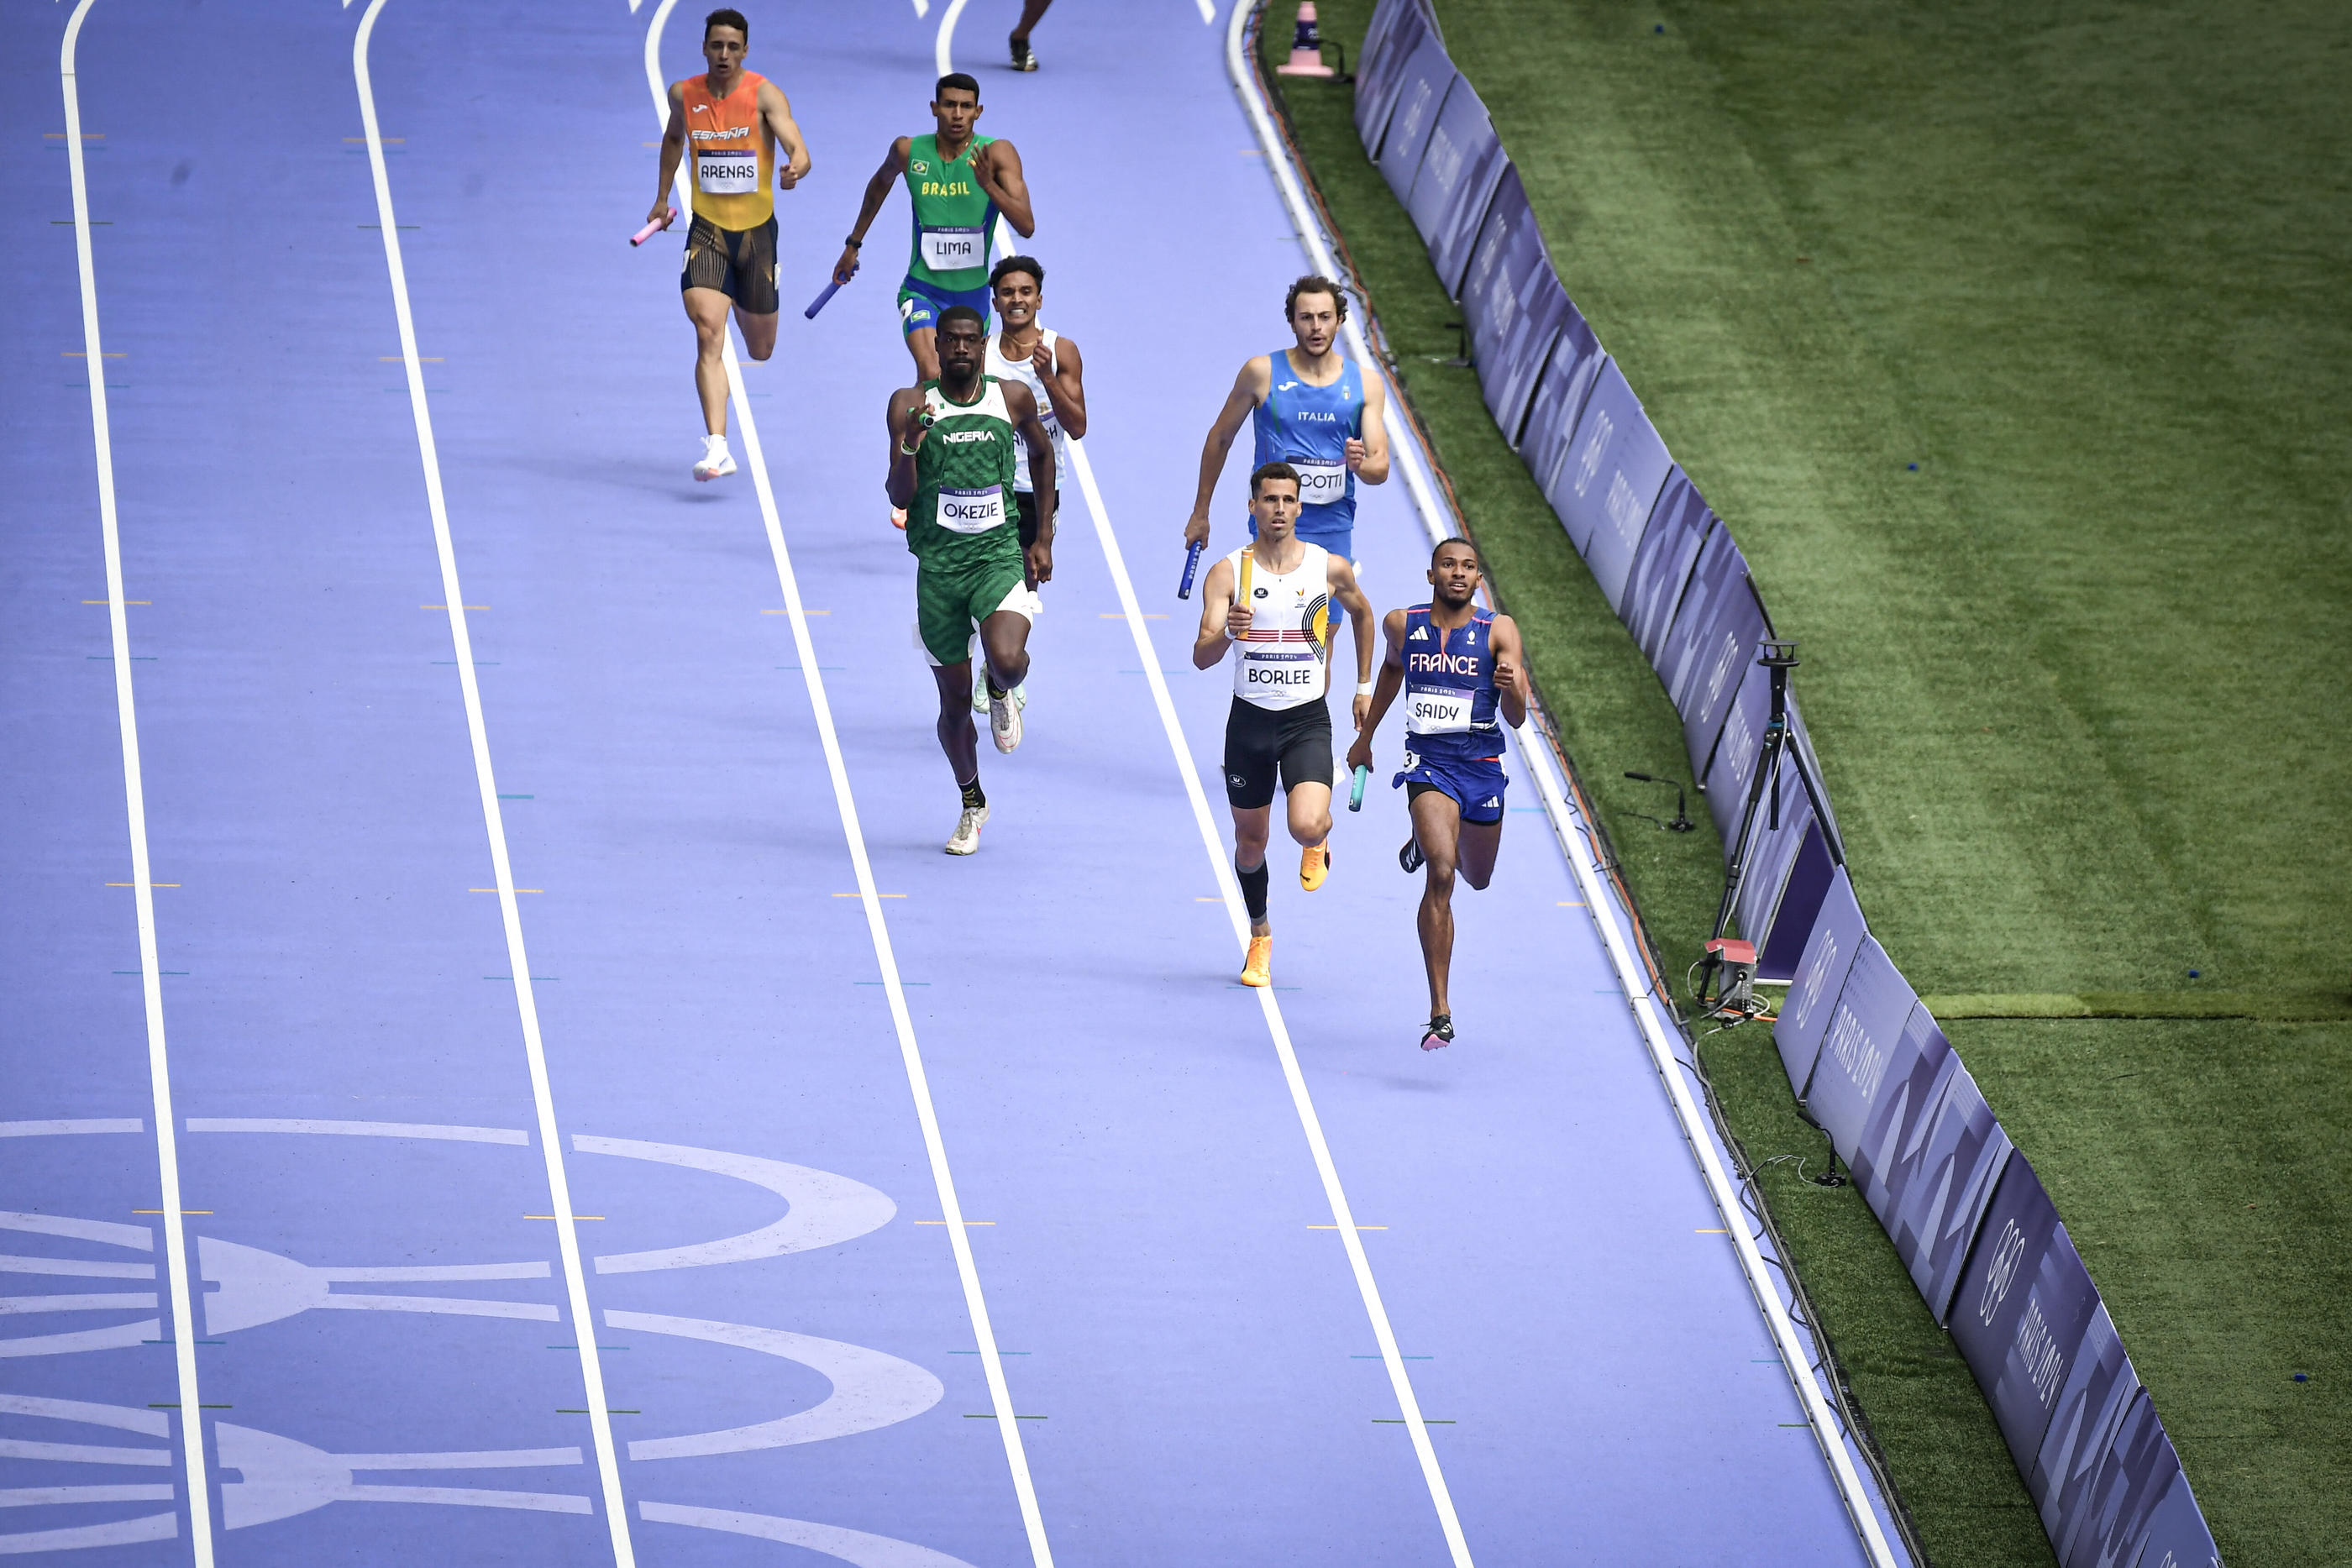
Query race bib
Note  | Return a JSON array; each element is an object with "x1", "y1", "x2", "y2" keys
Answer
[
  {"x1": 921, "y1": 225, "x2": 986, "y2": 272},
  {"x1": 1406, "y1": 689, "x2": 1474, "y2": 734},
  {"x1": 1293, "y1": 460, "x2": 1348, "y2": 506},
  {"x1": 934, "y1": 485, "x2": 1007, "y2": 535},
  {"x1": 696, "y1": 149, "x2": 759, "y2": 195}
]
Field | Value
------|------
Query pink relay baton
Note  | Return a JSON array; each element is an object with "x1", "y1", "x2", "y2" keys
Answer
[
  {"x1": 804, "y1": 278, "x2": 844, "y2": 319},
  {"x1": 631, "y1": 207, "x2": 678, "y2": 247}
]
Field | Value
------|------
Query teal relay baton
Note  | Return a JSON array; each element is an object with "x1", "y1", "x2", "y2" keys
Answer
[{"x1": 1348, "y1": 763, "x2": 1369, "y2": 812}]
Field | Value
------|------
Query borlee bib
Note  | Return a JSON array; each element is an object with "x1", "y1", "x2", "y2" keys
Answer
[
  {"x1": 1406, "y1": 688, "x2": 1475, "y2": 734},
  {"x1": 1292, "y1": 461, "x2": 1348, "y2": 507},
  {"x1": 934, "y1": 484, "x2": 1008, "y2": 535},
  {"x1": 1230, "y1": 542, "x2": 1335, "y2": 711},
  {"x1": 696, "y1": 149, "x2": 759, "y2": 195}
]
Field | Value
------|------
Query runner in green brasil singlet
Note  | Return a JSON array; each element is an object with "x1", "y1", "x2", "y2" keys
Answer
[{"x1": 885, "y1": 307, "x2": 1058, "y2": 857}]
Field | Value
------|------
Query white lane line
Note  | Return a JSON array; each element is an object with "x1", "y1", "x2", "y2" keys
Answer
[
  {"x1": 1064, "y1": 432, "x2": 1473, "y2": 1565},
  {"x1": 640, "y1": 5, "x2": 1053, "y2": 1565},
  {"x1": 934, "y1": 0, "x2": 970, "y2": 77},
  {"x1": 57, "y1": 4, "x2": 214, "y2": 1560},
  {"x1": 1197, "y1": 0, "x2": 1219, "y2": 23},
  {"x1": 1223, "y1": 6, "x2": 1902, "y2": 1564},
  {"x1": 351, "y1": 3, "x2": 634, "y2": 1560}
]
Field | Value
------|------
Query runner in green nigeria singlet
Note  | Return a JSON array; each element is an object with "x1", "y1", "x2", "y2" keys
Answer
[
  {"x1": 908, "y1": 375, "x2": 1021, "y2": 570},
  {"x1": 903, "y1": 133, "x2": 999, "y2": 295}
]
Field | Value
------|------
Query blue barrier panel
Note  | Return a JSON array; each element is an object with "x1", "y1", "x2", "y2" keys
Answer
[
  {"x1": 1405, "y1": 77, "x2": 1508, "y2": 297},
  {"x1": 1852, "y1": 1001, "x2": 1954, "y2": 1223},
  {"x1": 2131, "y1": 1469, "x2": 2221, "y2": 1568},
  {"x1": 1656, "y1": 523, "x2": 1749, "y2": 717},
  {"x1": 1731, "y1": 752, "x2": 1818, "y2": 960},
  {"x1": 2062, "y1": 1390, "x2": 2181, "y2": 1568},
  {"x1": 1459, "y1": 170, "x2": 1569, "y2": 444},
  {"x1": 1623, "y1": 474, "x2": 1712, "y2": 661},
  {"x1": 1887, "y1": 1058, "x2": 2014, "y2": 1324},
  {"x1": 1675, "y1": 577, "x2": 1770, "y2": 776},
  {"x1": 1756, "y1": 820, "x2": 1833, "y2": 983},
  {"x1": 1772, "y1": 864, "x2": 1865, "y2": 1096},
  {"x1": 1948, "y1": 1156, "x2": 2105, "y2": 1477},
  {"x1": 1699, "y1": 651, "x2": 1776, "y2": 843},
  {"x1": 1785, "y1": 695, "x2": 1845, "y2": 863},
  {"x1": 2034, "y1": 1304, "x2": 2143, "y2": 1533},
  {"x1": 1517, "y1": 291, "x2": 1604, "y2": 481},
  {"x1": 1376, "y1": 37, "x2": 1457, "y2": 206},
  {"x1": 1352, "y1": 0, "x2": 1433, "y2": 155},
  {"x1": 1803, "y1": 938, "x2": 1919, "y2": 1164},
  {"x1": 1546, "y1": 359, "x2": 1673, "y2": 572}
]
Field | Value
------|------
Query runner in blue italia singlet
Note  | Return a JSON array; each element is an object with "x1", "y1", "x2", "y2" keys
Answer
[
  {"x1": 1348, "y1": 538, "x2": 1530, "y2": 1051},
  {"x1": 1186, "y1": 275, "x2": 1390, "y2": 565}
]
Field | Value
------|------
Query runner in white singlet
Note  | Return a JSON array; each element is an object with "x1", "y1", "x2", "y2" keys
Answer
[{"x1": 1190, "y1": 462, "x2": 1374, "y2": 989}]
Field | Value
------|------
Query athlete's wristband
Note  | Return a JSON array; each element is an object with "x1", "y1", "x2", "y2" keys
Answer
[
  {"x1": 843, "y1": 235, "x2": 863, "y2": 249},
  {"x1": 1356, "y1": 680, "x2": 1375, "y2": 697},
  {"x1": 898, "y1": 440, "x2": 919, "y2": 456}
]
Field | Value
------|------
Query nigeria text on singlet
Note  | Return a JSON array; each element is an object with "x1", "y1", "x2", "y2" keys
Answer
[
  {"x1": 984, "y1": 327, "x2": 1067, "y2": 494},
  {"x1": 1400, "y1": 605, "x2": 1504, "y2": 758},
  {"x1": 1250, "y1": 350, "x2": 1364, "y2": 523},
  {"x1": 904, "y1": 134, "x2": 998, "y2": 292},
  {"x1": 1229, "y1": 543, "x2": 1334, "y2": 711},
  {"x1": 682, "y1": 71, "x2": 774, "y2": 230},
  {"x1": 909, "y1": 377, "x2": 1019, "y2": 567}
]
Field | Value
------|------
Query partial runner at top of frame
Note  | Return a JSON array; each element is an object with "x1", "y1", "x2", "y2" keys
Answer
[{"x1": 650, "y1": 6, "x2": 1529, "y2": 1053}]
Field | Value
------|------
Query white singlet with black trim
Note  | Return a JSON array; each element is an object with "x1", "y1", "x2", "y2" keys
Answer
[
  {"x1": 984, "y1": 325, "x2": 1068, "y2": 495},
  {"x1": 1228, "y1": 542, "x2": 1334, "y2": 712}
]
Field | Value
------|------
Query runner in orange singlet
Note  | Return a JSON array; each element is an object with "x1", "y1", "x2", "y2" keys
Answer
[{"x1": 650, "y1": 8, "x2": 810, "y2": 481}]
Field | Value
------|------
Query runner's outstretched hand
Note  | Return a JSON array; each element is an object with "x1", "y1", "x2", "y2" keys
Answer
[{"x1": 832, "y1": 244, "x2": 861, "y2": 286}]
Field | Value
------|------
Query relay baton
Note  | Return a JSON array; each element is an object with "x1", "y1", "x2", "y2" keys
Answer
[
  {"x1": 804, "y1": 278, "x2": 844, "y2": 319},
  {"x1": 1177, "y1": 539, "x2": 1205, "y2": 599},
  {"x1": 1236, "y1": 545, "x2": 1254, "y2": 605},
  {"x1": 1349, "y1": 763, "x2": 1369, "y2": 812},
  {"x1": 630, "y1": 207, "x2": 678, "y2": 247}
]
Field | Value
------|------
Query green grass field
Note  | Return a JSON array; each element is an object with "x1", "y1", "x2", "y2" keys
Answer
[{"x1": 1258, "y1": 3, "x2": 2351, "y2": 1563}]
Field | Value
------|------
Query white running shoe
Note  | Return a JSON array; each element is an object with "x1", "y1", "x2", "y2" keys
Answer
[
  {"x1": 989, "y1": 684, "x2": 1024, "y2": 753},
  {"x1": 945, "y1": 803, "x2": 989, "y2": 855},
  {"x1": 694, "y1": 438, "x2": 736, "y2": 482},
  {"x1": 973, "y1": 669, "x2": 1027, "y2": 714}
]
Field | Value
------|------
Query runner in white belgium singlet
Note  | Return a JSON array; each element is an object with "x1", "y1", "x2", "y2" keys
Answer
[{"x1": 1227, "y1": 540, "x2": 1335, "y2": 711}]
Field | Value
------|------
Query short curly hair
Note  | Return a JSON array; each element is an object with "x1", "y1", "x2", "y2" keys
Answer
[{"x1": 1284, "y1": 275, "x2": 1348, "y2": 324}]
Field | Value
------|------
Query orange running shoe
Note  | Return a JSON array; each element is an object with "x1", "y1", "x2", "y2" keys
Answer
[
  {"x1": 1239, "y1": 934, "x2": 1273, "y2": 988},
  {"x1": 1299, "y1": 841, "x2": 1331, "y2": 892}
]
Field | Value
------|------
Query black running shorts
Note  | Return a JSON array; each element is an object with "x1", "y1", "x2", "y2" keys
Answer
[
  {"x1": 681, "y1": 213, "x2": 780, "y2": 315},
  {"x1": 1223, "y1": 696, "x2": 1333, "y2": 810},
  {"x1": 1013, "y1": 489, "x2": 1056, "y2": 551}
]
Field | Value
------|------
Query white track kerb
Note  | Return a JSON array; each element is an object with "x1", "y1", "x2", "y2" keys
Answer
[
  {"x1": 60, "y1": 3, "x2": 217, "y2": 1560},
  {"x1": 1226, "y1": 5, "x2": 1903, "y2": 1565},
  {"x1": 639, "y1": 5, "x2": 1056, "y2": 1565},
  {"x1": 351, "y1": 3, "x2": 637, "y2": 1561}
]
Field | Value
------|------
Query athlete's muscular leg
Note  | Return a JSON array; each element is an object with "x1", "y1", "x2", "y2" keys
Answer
[
  {"x1": 1410, "y1": 789, "x2": 1467, "y2": 1017},
  {"x1": 932, "y1": 661, "x2": 981, "y2": 782},
  {"x1": 735, "y1": 307, "x2": 779, "y2": 363},
  {"x1": 1284, "y1": 783, "x2": 1334, "y2": 849},
  {"x1": 1230, "y1": 804, "x2": 1273, "y2": 936},
  {"x1": 905, "y1": 324, "x2": 942, "y2": 383},
  {"x1": 1457, "y1": 817, "x2": 1504, "y2": 891},
  {"x1": 977, "y1": 610, "x2": 1031, "y2": 693},
  {"x1": 684, "y1": 286, "x2": 734, "y2": 435}
]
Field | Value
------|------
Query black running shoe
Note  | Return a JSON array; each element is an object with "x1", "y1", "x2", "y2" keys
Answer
[
  {"x1": 1010, "y1": 35, "x2": 1038, "y2": 71},
  {"x1": 1399, "y1": 836, "x2": 1425, "y2": 873},
  {"x1": 1420, "y1": 1015, "x2": 1454, "y2": 1051}
]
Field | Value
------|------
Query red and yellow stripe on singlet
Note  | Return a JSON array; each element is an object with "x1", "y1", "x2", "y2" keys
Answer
[{"x1": 682, "y1": 70, "x2": 773, "y2": 229}]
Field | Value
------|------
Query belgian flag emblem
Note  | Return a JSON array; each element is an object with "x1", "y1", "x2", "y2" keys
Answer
[{"x1": 1302, "y1": 593, "x2": 1332, "y2": 662}]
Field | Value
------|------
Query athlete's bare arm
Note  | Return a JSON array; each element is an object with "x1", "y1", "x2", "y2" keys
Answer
[
  {"x1": 1347, "y1": 371, "x2": 1393, "y2": 486},
  {"x1": 1345, "y1": 608, "x2": 1412, "y2": 772},
  {"x1": 1191, "y1": 556, "x2": 1250, "y2": 669},
  {"x1": 651, "y1": 81, "x2": 691, "y2": 224},
  {"x1": 1184, "y1": 355, "x2": 1272, "y2": 548},
  {"x1": 885, "y1": 385, "x2": 927, "y2": 509},
  {"x1": 757, "y1": 79, "x2": 811, "y2": 189},
  {"x1": 835, "y1": 137, "x2": 912, "y2": 286},
  {"x1": 1328, "y1": 555, "x2": 1378, "y2": 730},
  {"x1": 1003, "y1": 381, "x2": 1057, "y2": 587},
  {"x1": 1037, "y1": 333, "x2": 1086, "y2": 438},
  {"x1": 974, "y1": 139, "x2": 1036, "y2": 238},
  {"x1": 1490, "y1": 612, "x2": 1528, "y2": 728}
]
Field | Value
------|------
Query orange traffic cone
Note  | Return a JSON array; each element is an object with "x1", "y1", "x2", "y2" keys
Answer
[{"x1": 1274, "y1": 1, "x2": 1337, "y2": 77}]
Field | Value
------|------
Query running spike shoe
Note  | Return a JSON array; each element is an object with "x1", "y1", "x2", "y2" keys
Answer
[
  {"x1": 1010, "y1": 35, "x2": 1038, "y2": 71},
  {"x1": 1239, "y1": 934, "x2": 1273, "y2": 988},
  {"x1": 694, "y1": 443, "x2": 737, "y2": 482},
  {"x1": 944, "y1": 803, "x2": 990, "y2": 856},
  {"x1": 1299, "y1": 841, "x2": 1331, "y2": 892},
  {"x1": 1399, "y1": 836, "x2": 1425, "y2": 873},
  {"x1": 989, "y1": 682, "x2": 1024, "y2": 754},
  {"x1": 1420, "y1": 1014, "x2": 1455, "y2": 1051}
]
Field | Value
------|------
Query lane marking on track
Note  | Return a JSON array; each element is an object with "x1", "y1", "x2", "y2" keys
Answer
[
  {"x1": 352, "y1": 3, "x2": 636, "y2": 1561},
  {"x1": 1225, "y1": 8, "x2": 1902, "y2": 1564},
  {"x1": 641, "y1": 6, "x2": 1053, "y2": 1565},
  {"x1": 1064, "y1": 425, "x2": 1473, "y2": 1562},
  {"x1": 933, "y1": 0, "x2": 969, "y2": 78},
  {"x1": 58, "y1": 4, "x2": 216, "y2": 1560}
]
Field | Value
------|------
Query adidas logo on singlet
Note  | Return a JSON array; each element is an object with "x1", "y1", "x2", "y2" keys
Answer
[{"x1": 1408, "y1": 626, "x2": 1430, "y2": 642}]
